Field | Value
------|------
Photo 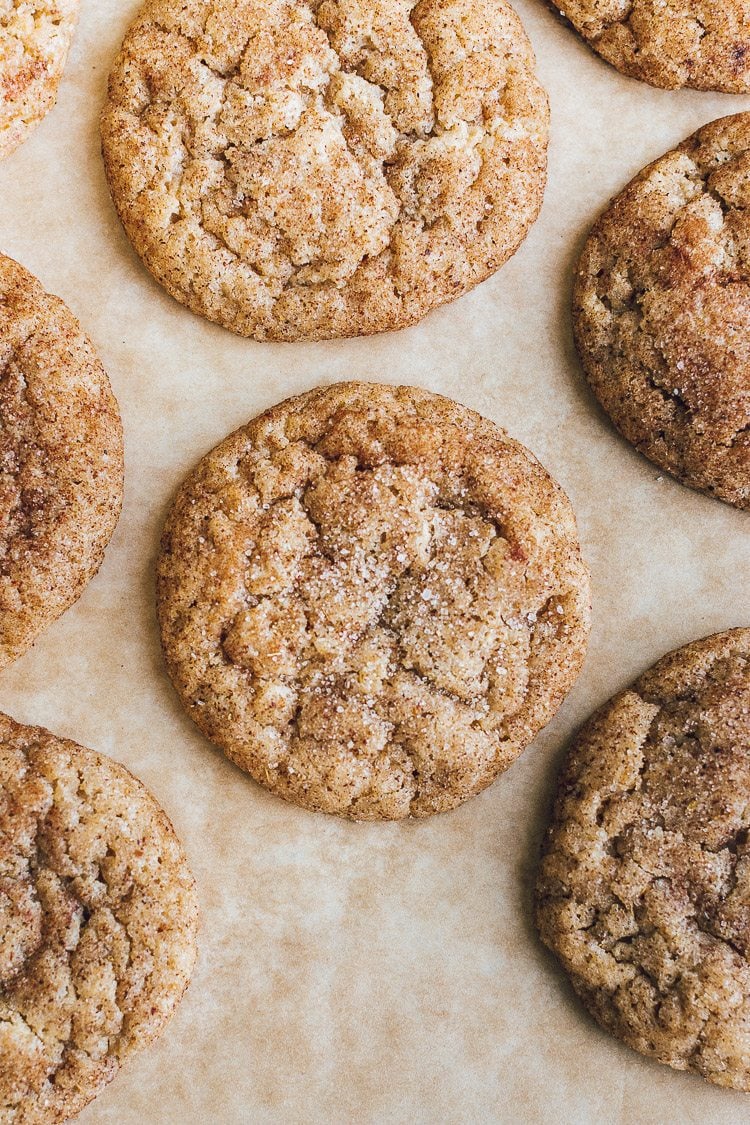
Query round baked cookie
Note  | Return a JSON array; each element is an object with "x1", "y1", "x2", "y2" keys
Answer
[
  {"x1": 537, "y1": 628, "x2": 750, "y2": 1090},
  {"x1": 100, "y1": 0, "x2": 550, "y2": 342},
  {"x1": 574, "y1": 113, "x2": 750, "y2": 510},
  {"x1": 0, "y1": 1, "x2": 80, "y2": 160},
  {"x1": 0, "y1": 711, "x2": 199, "y2": 1123},
  {"x1": 157, "y1": 382, "x2": 591, "y2": 821},
  {"x1": 552, "y1": 1, "x2": 750, "y2": 91},
  {"x1": 0, "y1": 253, "x2": 124, "y2": 667}
]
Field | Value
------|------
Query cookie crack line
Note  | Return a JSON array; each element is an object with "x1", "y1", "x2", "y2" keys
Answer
[
  {"x1": 125, "y1": 9, "x2": 408, "y2": 292},
  {"x1": 212, "y1": 434, "x2": 556, "y2": 794},
  {"x1": 158, "y1": 383, "x2": 590, "y2": 820},
  {"x1": 0, "y1": 0, "x2": 81, "y2": 160},
  {"x1": 1, "y1": 713, "x2": 199, "y2": 1122},
  {"x1": 554, "y1": 0, "x2": 750, "y2": 92},
  {"x1": 216, "y1": 481, "x2": 518, "y2": 797},
  {"x1": 537, "y1": 629, "x2": 750, "y2": 1090},
  {"x1": 101, "y1": 0, "x2": 549, "y2": 340},
  {"x1": 574, "y1": 113, "x2": 750, "y2": 508},
  {"x1": 138, "y1": 1, "x2": 436, "y2": 268},
  {"x1": 0, "y1": 254, "x2": 125, "y2": 668},
  {"x1": 6, "y1": 759, "x2": 129, "y2": 1091}
]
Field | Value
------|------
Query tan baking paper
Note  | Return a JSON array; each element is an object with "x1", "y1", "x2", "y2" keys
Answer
[{"x1": 1, "y1": 2, "x2": 750, "y2": 1122}]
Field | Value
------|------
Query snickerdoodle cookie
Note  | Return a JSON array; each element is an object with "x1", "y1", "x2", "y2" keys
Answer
[
  {"x1": 100, "y1": 0, "x2": 550, "y2": 342},
  {"x1": 0, "y1": 1, "x2": 80, "y2": 159},
  {"x1": 574, "y1": 113, "x2": 750, "y2": 509},
  {"x1": 157, "y1": 382, "x2": 590, "y2": 820},
  {"x1": 537, "y1": 628, "x2": 750, "y2": 1090},
  {"x1": 552, "y1": 1, "x2": 750, "y2": 91},
  {"x1": 0, "y1": 253, "x2": 124, "y2": 668},
  {"x1": 0, "y1": 711, "x2": 199, "y2": 1123}
]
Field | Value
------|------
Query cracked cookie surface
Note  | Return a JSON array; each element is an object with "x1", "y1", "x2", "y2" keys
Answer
[
  {"x1": 574, "y1": 113, "x2": 750, "y2": 509},
  {"x1": 536, "y1": 628, "x2": 750, "y2": 1090},
  {"x1": 552, "y1": 0, "x2": 750, "y2": 91},
  {"x1": 100, "y1": 0, "x2": 549, "y2": 341},
  {"x1": 157, "y1": 382, "x2": 590, "y2": 820},
  {"x1": 0, "y1": 254, "x2": 124, "y2": 668},
  {"x1": 0, "y1": 712, "x2": 199, "y2": 1123},
  {"x1": 0, "y1": 0, "x2": 80, "y2": 159}
]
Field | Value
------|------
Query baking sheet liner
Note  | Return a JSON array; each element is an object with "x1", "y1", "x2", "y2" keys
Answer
[{"x1": 1, "y1": 2, "x2": 749, "y2": 1121}]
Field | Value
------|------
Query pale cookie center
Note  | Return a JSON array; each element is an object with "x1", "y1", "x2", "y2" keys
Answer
[
  {"x1": 219, "y1": 458, "x2": 545, "y2": 768},
  {"x1": 156, "y1": 1, "x2": 417, "y2": 286},
  {"x1": 137, "y1": 0, "x2": 520, "y2": 292}
]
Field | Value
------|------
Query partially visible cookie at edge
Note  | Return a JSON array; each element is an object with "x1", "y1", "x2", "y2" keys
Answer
[
  {"x1": 157, "y1": 381, "x2": 591, "y2": 821},
  {"x1": 574, "y1": 112, "x2": 750, "y2": 509},
  {"x1": 0, "y1": 711, "x2": 199, "y2": 1123},
  {"x1": 551, "y1": 0, "x2": 750, "y2": 92},
  {"x1": 537, "y1": 628, "x2": 750, "y2": 1090},
  {"x1": 100, "y1": 0, "x2": 550, "y2": 341},
  {"x1": 0, "y1": 1, "x2": 80, "y2": 160},
  {"x1": 0, "y1": 252, "x2": 124, "y2": 667}
]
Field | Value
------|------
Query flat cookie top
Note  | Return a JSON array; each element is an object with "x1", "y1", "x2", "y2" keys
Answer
[
  {"x1": 574, "y1": 113, "x2": 750, "y2": 510},
  {"x1": 0, "y1": 254, "x2": 124, "y2": 667},
  {"x1": 0, "y1": 712, "x2": 199, "y2": 1123},
  {"x1": 157, "y1": 383, "x2": 590, "y2": 820},
  {"x1": 554, "y1": 0, "x2": 750, "y2": 91},
  {"x1": 100, "y1": 0, "x2": 549, "y2": 341},
  {"x1": 0, "y1": 1, "x2": 80, "y2": 160},
  {"x1": 537, "y1": 628, "x2": 750, "y2": 1090}
]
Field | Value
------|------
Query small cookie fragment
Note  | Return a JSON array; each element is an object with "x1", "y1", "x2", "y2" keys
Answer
[
  {"x1": 1, "y1": 1, "x2": 80, "y2": 160},
  {"x1": 157, "y1": 382, "x2": 591, "y2": 820},
  {"x1": 537, "y1": 628, "x2": 750, "y2": 1090},
  {"x1": 552, "y1": 0, "x2": 750, "y2": 92},
  {"x1": 0, "y1": 253, "x2": 124, "y2": 667},
  {"x1": 100, "y1": 0, "x2": 549, "y2": 341},
  {"x1": 574, "y1": 113, "x2": 750, "y2": 509},
  {"x1": 0, "y1": 711, "x2": 199, "y2": 1123}
]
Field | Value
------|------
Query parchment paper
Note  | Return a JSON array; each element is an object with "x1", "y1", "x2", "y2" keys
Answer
[{"x1": 1, "y1": 2, "x2": 749, "y2": 1121}]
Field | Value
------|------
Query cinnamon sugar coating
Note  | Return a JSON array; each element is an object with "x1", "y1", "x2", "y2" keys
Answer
[
  {"x1": 553, "y1": 0, "x2": 750, "y2": 91},
  {"x1": 537, "y1": 628, "x2": 750, "y2": 1090},
  {"x1": 574, "y1": 113, "x2": 750, "y2": 509},
  {"x1": 0, "y1": 254, "x2": 124, "y2": 667},
  {"x1": 0, "y1": 1, "x2": 80, "y2": 159},
  {"x1": 0, "y1": 712, "x2": 199, "y2": 1123},
  {"x1": 157, "y1": 383, "x2": 590, "y2": 820},
  {"x1": 101, "y1": 0, "x2": 549, "y2": 340}
]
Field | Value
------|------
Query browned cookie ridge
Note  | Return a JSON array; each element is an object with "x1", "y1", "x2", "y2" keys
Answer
[
  {"x1": 0, "y1": 253, "x2": 124, "y2": 667},
  {"x1": 574, "y1": 113, "x2": 750, "y2": 509},
  {"x1": 552, "y1": 0, "x2": 750, "y2": 92},
  {"x1": 0, "y1": 712, "x2": 199, "y2": 1123},
  {"x1": 100, "y1": 0, "x2": 549, "y2": 341},
  {"x1": 537, "y1": 628, "x2": 750, "y2": 1090},
  {"x1": 157, "y1": 382, "x2": 591, "y2": 820},
  {"x1": 0, "y1": 1, "x2": 80, "y2": 159}
]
